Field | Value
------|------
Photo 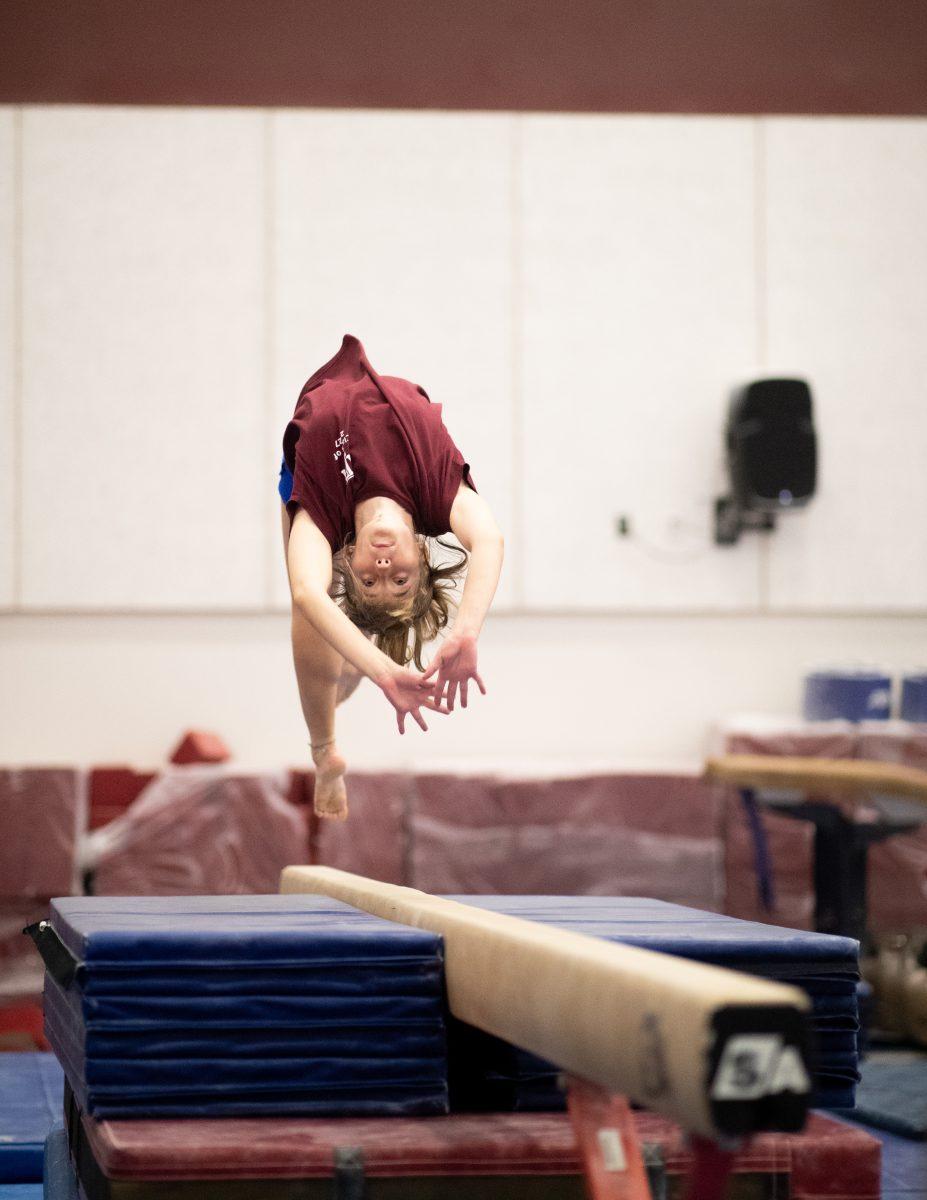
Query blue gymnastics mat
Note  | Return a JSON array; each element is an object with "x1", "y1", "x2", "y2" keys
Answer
[
  {"x1": 42, "y1": 1124, "x2": 79, "y2": 1200},
  {"x1": 448, "y1": 896, "x2": 859, "y2": 968},
  {"x1": 31, "y1": 892, "x2": 860, "y2": 1120},
  {"x1": 445, "y1": 896, "x2": 860, "y2": 1112},
  {"x1": 0, "y1": 1053, "x2": 63, "y2": 1183},
  {"x1": 32, "y1": 894, "x2": 448, "y2": 1119},
  {"x1": 833, "y1": 1048, "x2": 927, "y2": 1140}
]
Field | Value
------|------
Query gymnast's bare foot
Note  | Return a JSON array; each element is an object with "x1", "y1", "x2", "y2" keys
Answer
[{"x1": 311, "y1": 741, "x2": 348, "y2": 821}]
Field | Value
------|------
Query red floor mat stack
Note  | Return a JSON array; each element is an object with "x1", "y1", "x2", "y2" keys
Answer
[{"x1": 0, "y1": 767, "x2": 84, "y2": 1047}]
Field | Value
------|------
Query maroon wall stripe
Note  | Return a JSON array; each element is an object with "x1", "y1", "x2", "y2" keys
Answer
[{"x1": 1, "y1": 0, "x2": 926, "y2": 115}]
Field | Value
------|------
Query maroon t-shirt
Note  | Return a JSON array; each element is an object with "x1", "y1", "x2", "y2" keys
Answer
[{"x1": 282, "y1": 335, "x2": 475, "y2": 553}]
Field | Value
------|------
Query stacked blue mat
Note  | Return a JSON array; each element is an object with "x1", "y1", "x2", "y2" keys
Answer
[
  {"x1": 445, "y1": 897, "x2": 860, "y2": 1113},
  {"x1": 30, "y1": 892, "x2": 859, "y2": 1122},
  {"x1": 36, "y1": 894, "x2": 448, "y2": 1118}
]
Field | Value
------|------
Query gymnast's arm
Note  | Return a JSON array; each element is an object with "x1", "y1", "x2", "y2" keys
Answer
[
  {"x1": 423, "y1": 484, "x2": 504, "y2": 709},
  {"x1": 286, "y1": 508, "x2": 444, "y2": 731},
  {"x1": 448, "y1": 484, "x2": 505, "y2": 638}
]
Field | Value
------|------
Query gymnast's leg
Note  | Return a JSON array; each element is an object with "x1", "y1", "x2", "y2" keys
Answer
[{"x1": 281, "y1": 503, "x2": 353, "y2": 820}]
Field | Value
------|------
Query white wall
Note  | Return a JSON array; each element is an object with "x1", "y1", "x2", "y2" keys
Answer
[
  {"x1": 2, "y1": 612, "x2": 926, "y2": 771},
  {"x1": 521, "y1": 116, "x2": 761, "y2": 611},
  {"x1": 0, "y1": 110, "x2": 16, "y2": 609},
  {"x1": 2, "y1": 107, "x2": 926, "y2": 767},
  {"x1": 19, "y1": 108, "x2": 268, "y2": 609},
  {"x1": 764, "y1": 119, "x2": 927, "y2": 608}
]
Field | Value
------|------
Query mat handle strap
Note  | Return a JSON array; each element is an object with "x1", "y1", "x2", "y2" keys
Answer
[
  {"x1": 333, "y1": 1145, "x2": 366, "y2": 1199},
  {"x1": 23, "y1": 920, "x2": 79, "y2": 988}
]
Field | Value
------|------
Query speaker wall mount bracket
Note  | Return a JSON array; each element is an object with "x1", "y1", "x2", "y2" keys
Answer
[{"x1": 714, "y1": 497, "x2": 777, "y2": 546}]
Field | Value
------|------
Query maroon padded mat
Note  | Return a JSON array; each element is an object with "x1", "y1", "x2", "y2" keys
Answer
[
  {"x1": 410, "y1": 773, "x2": 724, "y2": 909},
  {"x1": 69, "y1": 1097, "x2": 880, "y2": 1200},
  {"x1": 0, "y1": 767, "x2": 83, "y2": 897}
]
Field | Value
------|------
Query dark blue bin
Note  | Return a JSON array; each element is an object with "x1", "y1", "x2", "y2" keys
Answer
[
  {"x1": 803, "y1": 670, "x2": 892, "y2": 722},
  {"x1": 900, "y1": 673, "x2": 927, "y2": 723}
]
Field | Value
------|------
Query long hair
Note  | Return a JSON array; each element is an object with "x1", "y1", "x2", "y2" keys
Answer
[{"x1": 331, "y1": 536, "x2": 468, "y2": 670}]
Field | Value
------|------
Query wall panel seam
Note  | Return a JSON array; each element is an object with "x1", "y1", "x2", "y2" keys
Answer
[
  {"x1": 263, "y1": 110, "x2": 277, "y2": 612},
  {"x1": 754, "y1": 116, "x2": 772, "y2": 613},
  {"x1": 510, "y1": 114, "x2": 524, "y2": 606},
  {"x1": 11, "y1": 106, "x2": 23, "y2": 611}
]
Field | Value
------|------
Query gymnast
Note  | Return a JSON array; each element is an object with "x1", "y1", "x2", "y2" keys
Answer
[{"x1": 279, "y1": 335, "x2": 504, "y2": 820}]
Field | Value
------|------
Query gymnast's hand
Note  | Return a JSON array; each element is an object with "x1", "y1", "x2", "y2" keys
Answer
[
  {"x1": 378, "y1": 666, "x2": 449, "y2": 735},
  {"x1": 422, "y1": 632, "x2": 486, "y2": 713}
]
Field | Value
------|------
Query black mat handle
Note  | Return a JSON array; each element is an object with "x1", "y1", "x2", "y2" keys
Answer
[
  {"x1": 333, "y1": 1146, "x2": 366, "y2": 1199},
  {"x1": 23, "y1": 919, "x2": 79, "y2": 988}
]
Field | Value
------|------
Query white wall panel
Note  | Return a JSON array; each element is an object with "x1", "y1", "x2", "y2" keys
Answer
[
  {"x1": 4, "y1": 611, "x2": 927, "y2": 769},
  {"x1": 272, "y1": 111, "x2": 515, "y2": 610},
  {"x1": 21, "y1": 108, "x2": 266, "y2": 609},
  {"x1": 0, "y1": 110, "x2": 15, "y2": 608},
  {"x1": 521, "y1": 116, "x2": 760, "y2": 610},
  {"x1": 765, "y1": 119, "x2": 927, "y2": 610}
]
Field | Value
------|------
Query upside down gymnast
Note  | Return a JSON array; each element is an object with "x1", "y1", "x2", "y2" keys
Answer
[{"x1": 279, "y1": 335, "x2": 504, "y2": 819}]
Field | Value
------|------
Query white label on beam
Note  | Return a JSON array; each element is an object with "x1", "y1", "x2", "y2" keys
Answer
[
  {"x1": 711, "y1": 1035, "x2": 810, "y2": 1100},
  {"x1": 597, "y1": 1129, "x2": 627, "y2": 1172}
]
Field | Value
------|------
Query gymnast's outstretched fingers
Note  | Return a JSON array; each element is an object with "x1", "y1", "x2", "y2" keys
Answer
[
  {"x1": 379, "y1": 667, "x2": 450, "y2": 734},
  {"x1": 422, "y1": 633, "x2": 486, "y2": 713}
]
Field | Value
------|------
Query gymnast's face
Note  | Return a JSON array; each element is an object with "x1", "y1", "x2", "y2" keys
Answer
[{"x1": 350, "y1": 512, "x2": 423, "y2": 603}]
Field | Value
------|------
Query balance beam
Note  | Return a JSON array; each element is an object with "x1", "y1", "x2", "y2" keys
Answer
[
  {"x1": 705, "y1": 754, "x2": 927, "y2": 803},
  {"x1": 281, "y1": 866, "x2": 813, "y2": 1140}
]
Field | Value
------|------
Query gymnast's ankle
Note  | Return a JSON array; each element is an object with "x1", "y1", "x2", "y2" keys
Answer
[{"x1": 310, "y1": 738, "x2": 342, "y2": 765}]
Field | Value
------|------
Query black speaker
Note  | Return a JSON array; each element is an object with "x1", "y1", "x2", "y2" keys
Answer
[{"x1": 716, "y1": 378, "x2": 817, "y2": 545}]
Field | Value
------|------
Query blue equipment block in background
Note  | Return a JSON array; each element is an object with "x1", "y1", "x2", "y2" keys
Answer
[{"x1": 0, "y1": 1053, "x2": 63, "y2": 1183}]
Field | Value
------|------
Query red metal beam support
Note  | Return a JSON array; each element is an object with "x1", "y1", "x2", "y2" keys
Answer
[{"x1": 567, "y1": 1076, "x2": 739, "y2": 1200}]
